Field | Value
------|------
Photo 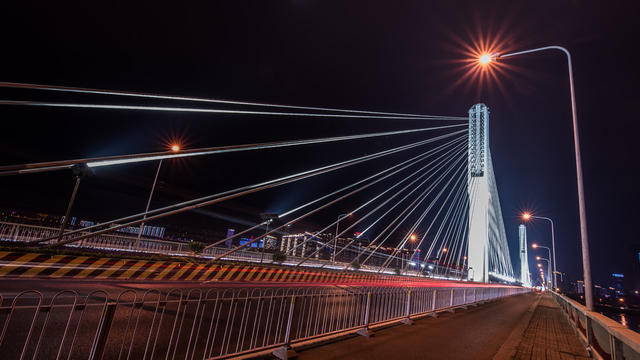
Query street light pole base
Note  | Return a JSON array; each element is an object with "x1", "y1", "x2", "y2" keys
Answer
[
  {"x1": 356, "y1": 327, "x2": 375, "y2": 337},
  {"x1": 401, "y1": 317, "x2": 414, "y2": 325},
  {"x1": 272, "y1": 346, "x2": 298, "y2": 360}
]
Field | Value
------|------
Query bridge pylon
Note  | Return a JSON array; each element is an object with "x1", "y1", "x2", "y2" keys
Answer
[
  {"x1": 467, "y1": 103, "x2": 490, "y2": 282},
  {"x1": 519, "y1": 224, "x2": 532, "y2": 287}
]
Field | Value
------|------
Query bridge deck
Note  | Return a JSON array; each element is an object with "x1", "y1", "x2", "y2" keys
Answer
[
  {"x1": 512, "y1": 294, "x2": 590, "y2": 360},
  {"x1": 294, "y1": 293, "x2": 590, "y2": 360}
]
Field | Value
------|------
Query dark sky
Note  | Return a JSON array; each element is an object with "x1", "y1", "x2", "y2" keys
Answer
[{"x1": 1, "y1": 1, "x2": 639, "y2": 289}]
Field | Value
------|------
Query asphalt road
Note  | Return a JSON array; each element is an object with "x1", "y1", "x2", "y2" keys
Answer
[{"x1": 296, "y1": 292, "x2": 538, "y2": 360}]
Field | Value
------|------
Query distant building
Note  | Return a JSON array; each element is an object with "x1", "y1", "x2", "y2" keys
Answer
[
  {"x1": 281, "y1": 233, "x2": 328, "y2": 259},
  {"x1": 612, "y1": 273, "x2": 625, "y2": 297}
]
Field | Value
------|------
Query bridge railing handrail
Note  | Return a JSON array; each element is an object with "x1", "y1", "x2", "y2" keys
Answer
[
  {"x1": 551, "y1": 291, "x2": 640, "y2": 359},
  {"x1": 0, "y1": 285, "x2": 528, "y2": 359}
]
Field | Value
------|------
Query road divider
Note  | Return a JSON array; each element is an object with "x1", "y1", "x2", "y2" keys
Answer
[{"x1": 0, "y1": 251, "x2": 422, "y2": 284}]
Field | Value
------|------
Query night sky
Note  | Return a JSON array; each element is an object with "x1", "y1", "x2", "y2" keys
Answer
[{"x1": 1, "y1": 1, "x2": 639, "y2": 288}]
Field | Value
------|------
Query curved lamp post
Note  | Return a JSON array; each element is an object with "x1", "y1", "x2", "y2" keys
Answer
[{"x1": 480, "y1": 46, "x2": 593, "y2": 310}]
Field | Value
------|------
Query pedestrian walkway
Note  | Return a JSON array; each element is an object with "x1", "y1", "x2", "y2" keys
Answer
[
  {"x1": 512, "y1": 294, "x2": 590, "y2": 360},
  {"x1": 296, "y1": 292, "x2": 539, "y2": 360},
  {"x1": 294, "y1": 292, "x2": 591, "y2": 360}
]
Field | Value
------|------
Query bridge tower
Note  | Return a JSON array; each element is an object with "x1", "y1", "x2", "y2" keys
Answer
[
  {"x1": 467, "y1": 103, "x2": 490, "y2": 282},
  {"x1": 519, "y1": 224, "x2": 531, "y2": 287}
]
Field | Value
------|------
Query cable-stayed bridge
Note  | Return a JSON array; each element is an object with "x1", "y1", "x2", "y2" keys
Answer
[
  {"x1": 0, "y1": 82, "x2": 552, "y2": 360},
  {"x1": 0, "y1": 82, "x2": 521, "y2": 284}
]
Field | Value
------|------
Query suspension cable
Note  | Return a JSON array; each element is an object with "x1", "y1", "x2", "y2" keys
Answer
[{"x1": 0, "y1": 81, "x2": 467, "y2": 120}]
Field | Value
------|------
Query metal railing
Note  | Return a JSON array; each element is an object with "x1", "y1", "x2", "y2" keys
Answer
[
  {"x1": 551, "y1": 291, "x2": 640, "y2": 360},
  {"x1": 0, "y1": 286, "x2": 528, "y2": 359},
  {"x1": 0, "y1": 221, "x2": 429, "y2": 276}
]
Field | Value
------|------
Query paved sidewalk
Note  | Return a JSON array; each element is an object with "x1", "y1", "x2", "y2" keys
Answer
[
  {"x1": 512, "y1": 294, "x2": 590, "y2": 360},
  {"x1": 296, "y1": 293, "x2": 539, "y2": 360}
]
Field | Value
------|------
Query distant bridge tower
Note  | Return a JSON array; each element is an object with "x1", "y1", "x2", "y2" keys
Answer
[
  {"x1": 467, "y1": 103, "x2": 490, "y2": 282},
  {"x1": 519, "y1": 224, "x2": 531, "y2": 287}
]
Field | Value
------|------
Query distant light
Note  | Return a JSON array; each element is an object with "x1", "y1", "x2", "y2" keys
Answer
[
  {"x1": 410, "y1": 234, "x2": 417, "y2": 241},
  {"x1": 619, "y1": 298, "x2": 625, "y2": 302},
  {"x1": 420, "y1": 264, "x2": 426, "y2": 268},
  {"x1": 428, "y1": 265, "x2": 434, "y2": 270},
  {"x1": 442, "y1": 248, "x2": 448, "y2": 253},
  {"x1": 171, "y1": 144, "x2": 181, "y2": 152},
  {"x1": 532, "y1": 243, "x2": 538, "y2": 248},
  {"x1": 479, "y1": 53, "x2": 492, "y2": 65},
  {"x1": 409, "y1": 261, "x2": 416, "y2": 266},
  {"x1": 522, "y1": 212, "x2": 532, "y2": 220},
  {"x1": 536, "y1": 256, "x2": 541, "y2": 260}
]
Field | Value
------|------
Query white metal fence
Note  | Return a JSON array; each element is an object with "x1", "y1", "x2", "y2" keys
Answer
[
  {"x1": 0, "y1": 286, "x2": 528, "y2": 360},
  {"x1": 552, "y1": 291, "x2": 640, "y2": 360}
]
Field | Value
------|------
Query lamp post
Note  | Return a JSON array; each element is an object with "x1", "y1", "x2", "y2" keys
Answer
[
  {"x1": 56, "y1": 163, "x2": 93, "y2": 243},
  {"x1": 537, "y1": 256, "x2": 552, "y2": 289},
  {"x1": 259, "y1": 213, "x2": 279, "y2": 263},
  {"x1": 332, "y1": 213, "x2": 351, "y2": 263},
  {"x1": 135, "y1": 144, "x2": 180, "y2": 250},
  {"x1": 532, "y1": 242, "x2": 555, "y2": 289},
  {"x1": 481, "y1": 47, "x2": 593, "y2": 310},
  {"x1": 524, "y1": 213, "x2": 558, "y2": 290}
]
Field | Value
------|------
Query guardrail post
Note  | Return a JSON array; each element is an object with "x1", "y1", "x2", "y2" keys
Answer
[
  {"x1": 12, "y1": 224, "x2": 20, "y2": 241},
  {"x1": 586, "y1": 316, "x2": 593, "y2": 347},
  {"x1": 357, "y1": 293, "x2": 374, "y2": 337},
  {"x1": 273, "y1": 296, "x2": 298, "y2": 360},
  {"x1": 448, "y1": 289, "x2": 455, "y2": 312},
  {"x1": 401, "y1": 290, "x2": 413, "y2": 325},
  {"x1": 89, "y1": 303, "x2": 117, "y2": 360},
  {"x1": 471, "y1": 288, "x2": 478, "y2": 306},
  {"x1": 430, "y1": 290, "x2": 438, "y2": 317},
  {"x1": 609, "y1": 333, "x2": 623, "y2": 360}
]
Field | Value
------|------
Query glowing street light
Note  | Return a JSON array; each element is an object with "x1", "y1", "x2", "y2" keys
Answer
[
  {"x1": 136, "y1": 143, "x2": 182, "y2": 247},
  {"x1": 478, "y1": 53, "x2": 493, "y2": 65},
  {"x1": 489, "y1": 45, "x2": 594, "y2": 310},
  {"x1": 523, "y1": 213, "x2": 558, "y2": 291},
  {"x1": 410, "y1": 234, "x2": 417, "y2": 241}
]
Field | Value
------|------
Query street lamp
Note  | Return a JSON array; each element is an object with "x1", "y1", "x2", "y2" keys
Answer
[
  {"x1": 56, "y1": 163, "x2": 93, "y2": 242},
  {"x1": 532, "y1": 242, "x2": 554, "y2": 288},
  {"x1": 536, "y1": 256, "x2": 552, "y2": 289},
  {"x1": 524, "y1": 214, "x2": 558, "y2": 291},
  {"x1": 260, "y1": 213, "x2": 279, "y2": 263},
  {"x1": 135, "y1": 144, "x2": 181, "y2": 249},
  {"x1": 481, "y1": 46, "x2": 593, "y2": 310},
  {"x1": 332, "y1": 213, "x2": 351, "y2": 263}
]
